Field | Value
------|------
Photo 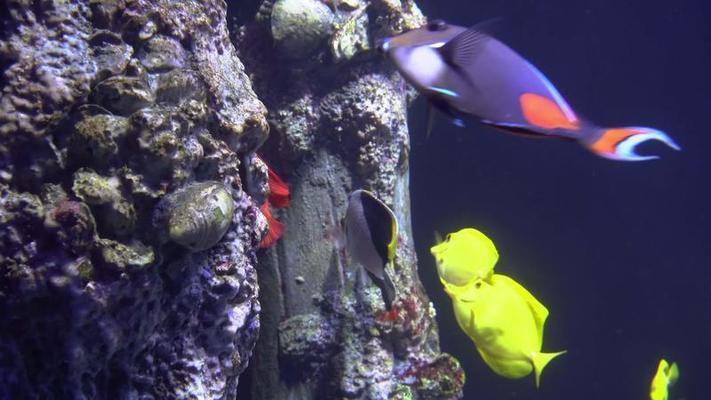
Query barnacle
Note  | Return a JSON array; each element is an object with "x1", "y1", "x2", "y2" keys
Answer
[
  {"x1": 155, "y1": 181, "x2": 235, "y2": 251},
  {"x1": 329, "y1": 4, "x2": 369, "y2": 62},
  {"x1": 270, "y1": 0, "x2": 335, "y2": 58}
]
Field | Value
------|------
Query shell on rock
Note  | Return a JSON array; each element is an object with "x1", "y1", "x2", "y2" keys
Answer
[
  {"x1": 71, "y1": 168, "x2": 136, "y2": 237},
  {"x1": 157, "y1": 181, "x2": 235, "y2": 252},
  {"x1": 271, "y1": 0, "x2": 335, "y2": 58},
  {"x1": 137, "y1": 35, "x2": 188, "y2": 72},
  {"x1": 69, "y1": 113, "x2": 129, "y2": 167},
  {"x1": 91, "y1": 75, "x2": 154, "y2": 116}
]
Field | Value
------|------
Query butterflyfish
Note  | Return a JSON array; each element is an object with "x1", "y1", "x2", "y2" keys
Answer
[
  {"x1": 344, "y1": 189, "x2": 398, "y2": 309},
  {"x1": 378, "y1": 20, "x2": 680, "y2": 161},
  {"x1": 431, "y1": 228, "x2": 498, "y2": 291},
  {"x1": 649, "y1": 358, "x2": 679, "y2": 400},
  {"x1": 442, "y1": 273, "x2": 565, "y2": 387}
]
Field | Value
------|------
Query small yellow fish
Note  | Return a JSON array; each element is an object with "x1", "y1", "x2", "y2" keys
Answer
[
  {"x1": 649, "y1": 359, "x2": 679, "y2": 400},
  {"x1": 445, "y1": 273, "x2": 565, "y2": 387},
  {"x1": 430, "y1": 228, "x2": 498, "y2": 289}
]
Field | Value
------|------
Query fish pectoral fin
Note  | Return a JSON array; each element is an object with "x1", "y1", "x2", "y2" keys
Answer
[
  {"x1": 438, "y1": 25, "x2": 491, "y2": 69},
  {"x1": 428, "y1": 97, "x2": 469, "y2": 130}
]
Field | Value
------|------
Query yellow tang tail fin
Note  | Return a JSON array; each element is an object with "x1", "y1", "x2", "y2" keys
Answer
[
  {"x1": 668, "y1": 362, "x2": 679, "y2": 386},
  {"x1": 531, "y1": 350, "x2": 567, "y2": 388}
]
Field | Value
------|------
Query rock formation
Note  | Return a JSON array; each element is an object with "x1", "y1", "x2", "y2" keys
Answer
[
  {"x1": 237, "y1": 1, "x2": 463, "y2": 398},
  {"x1": 0, "y1": 0, "x2": 465, "y2": 398},
  {"x1": 1, "y1": 0, "x2": 264, "y2": 398}
]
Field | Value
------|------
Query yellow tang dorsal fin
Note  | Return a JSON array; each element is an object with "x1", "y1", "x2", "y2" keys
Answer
[{"x1": 493, "y1": 274, "x2": 549, "y2": 347}]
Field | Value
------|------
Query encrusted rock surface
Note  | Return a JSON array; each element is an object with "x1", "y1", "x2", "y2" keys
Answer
[
  {"x1": 237, "y1": 0, "x2": 464, "y2": 398},
  {"x1": 1, "y1": 0, "x2": 267, "y2": 398}
]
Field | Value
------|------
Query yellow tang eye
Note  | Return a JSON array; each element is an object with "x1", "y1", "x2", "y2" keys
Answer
[{"x1": 474, "y1": 281, "x2": 482, "y2": 289}]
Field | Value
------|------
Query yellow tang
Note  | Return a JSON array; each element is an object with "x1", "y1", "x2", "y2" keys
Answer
[
  {"x1": 430, "y1": 228, "x2": 498, "y2": 289},
  {"x1": 446, "y1": 273, "x2": 565, "y2": 387},
  {"x1": 649, "y1": 359, "x2": 679, "y2": 400}
]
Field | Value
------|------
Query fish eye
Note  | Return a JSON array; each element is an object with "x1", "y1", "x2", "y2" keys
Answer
[
  {"x1": 475, "y1": 281, "x2": 482, "y2": 289},
  {"x1": 427, "y1": 19, "x2": 447, "y2": 32}
]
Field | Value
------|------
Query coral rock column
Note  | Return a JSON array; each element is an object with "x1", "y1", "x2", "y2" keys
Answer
[{"x1": 236, "y1": 0, "x2": 465, "y2": 399}]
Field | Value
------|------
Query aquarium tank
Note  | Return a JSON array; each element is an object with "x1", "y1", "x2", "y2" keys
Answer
[{"x1": 0, "y1": 0, "x2": 708, "y2": 399}]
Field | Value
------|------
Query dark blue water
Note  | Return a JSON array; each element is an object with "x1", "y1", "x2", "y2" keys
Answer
[{"x1": 410, "y1": 1, "x2": 711, "y2": 399}]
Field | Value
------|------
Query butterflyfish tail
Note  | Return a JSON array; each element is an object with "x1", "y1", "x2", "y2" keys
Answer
[
  {"x1": 585, "y1": 126, "x2": 680, "y2": 161},
  {"x1": 368, "y1": 267, "x2": 397, "y2": 310},
  {"x1": 531, "y1": 350, "x2": 566, "y2": 388},
  {"x1": 381, "y1": 267, "x2": 397, "y2": 310}
]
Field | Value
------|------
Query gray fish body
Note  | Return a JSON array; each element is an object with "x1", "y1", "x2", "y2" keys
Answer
[
  {"x1": 344, "y1": 190, "x2": 397, "y2": 308},
  {"x1": 345, "y1": 193, "x2": 386, "y2": 280},
  {"x1": 447, "y1": 38, "x2": 577, "y2": 129},
  {"x1": 383, "y1": 23, "x2": 580, "y2": 137}
]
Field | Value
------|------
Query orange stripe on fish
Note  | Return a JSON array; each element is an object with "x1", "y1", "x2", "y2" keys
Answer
[
  {"x1": 589, "y1": 128, "x2": 639, "y2": 156},
  {"x1": 519, "y1": 93, "x2": 579, "y2": 130},
  {"x1": 259, "y1": 201, "x2": 284, "y2": 249}
]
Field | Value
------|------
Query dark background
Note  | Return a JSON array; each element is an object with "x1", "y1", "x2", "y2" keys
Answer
[{"x1": 410, "y1": 0, "x2": 711, "y2": 399}]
